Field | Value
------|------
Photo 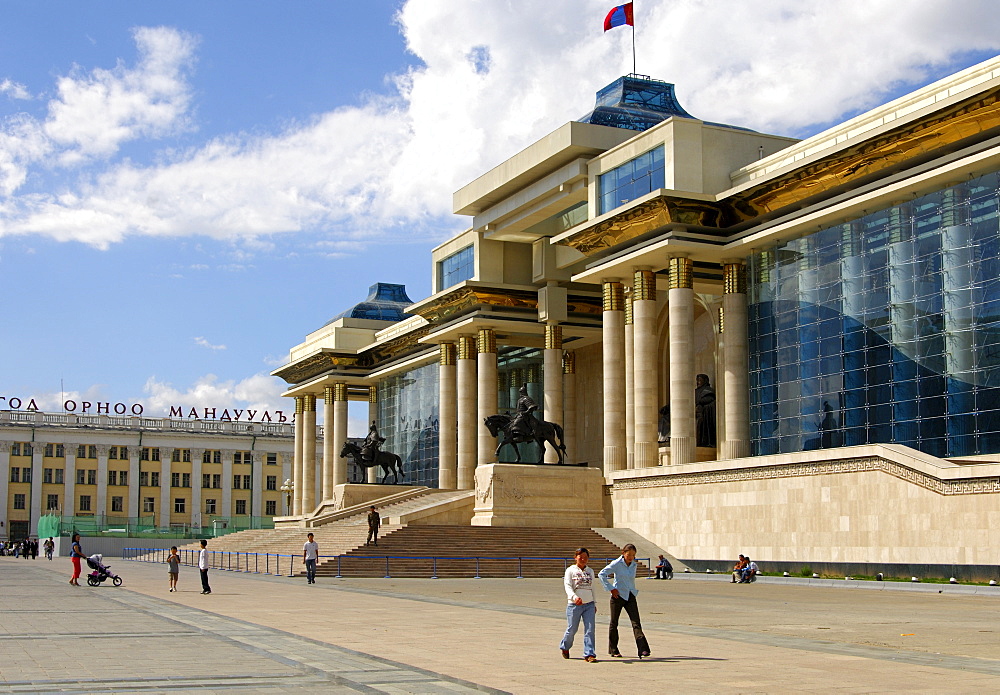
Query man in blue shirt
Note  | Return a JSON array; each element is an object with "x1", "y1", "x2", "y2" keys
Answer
[{"x1": 598, "y1": 543, "x2": 651, "y2": 658}]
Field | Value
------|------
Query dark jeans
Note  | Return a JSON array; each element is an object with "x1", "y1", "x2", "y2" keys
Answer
[
  {"x1": 655, "y1": 567, "x2": 673, "y2": 579},
  {"x1": 609, "y1": 594, "x2": 650, "y2": 655},
  {"x1": 200, "y1": 568, "x2": 211, "y2": 593},
  {"x1": 367, "y1": 527, "x2": 378, "y2": 545},
  {"x1": 305, "y1": 559, "x2": 316, "y2": 582}
]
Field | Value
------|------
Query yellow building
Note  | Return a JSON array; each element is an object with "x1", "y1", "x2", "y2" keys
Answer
[{"x1": 0, "y1": 410, "x2": 305, "y2": 541}]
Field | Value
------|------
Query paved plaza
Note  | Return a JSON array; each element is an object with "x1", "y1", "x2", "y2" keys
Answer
[{"x1": 1, "y1": 557, "x2": 999, "y2": 693}]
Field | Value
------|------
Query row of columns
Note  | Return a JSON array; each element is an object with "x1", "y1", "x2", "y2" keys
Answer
[
  {"x1": 436, "y1": 328, "x2": 578, "y2": 490},
  {"x1": 601, "y1": 259, "x2": 750, "y2": 471},
  {"x1": 290, "y1": 259, "x2": 749, "y2": 511}
]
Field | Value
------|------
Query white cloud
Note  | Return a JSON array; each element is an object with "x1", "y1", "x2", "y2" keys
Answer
[
  {"x1": 0, "y1": 79, "x2": 31, "y2": 100},
  {"x1": 193, "y1": 336, "x2": 226, "y2": 351},
  {"x1": 44, "y1": 26, "x2": 197, "y2": 164},
  {"x1": 1, "y1": 2, "x2": 999, "y2": 248},
  {"x1": 141, "y1": 373, "x2": 287, "y2": 416}
]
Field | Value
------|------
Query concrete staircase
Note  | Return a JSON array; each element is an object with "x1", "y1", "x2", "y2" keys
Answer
[{"x1": 311, "y1": 525, "x2": 650, "y2": 579}]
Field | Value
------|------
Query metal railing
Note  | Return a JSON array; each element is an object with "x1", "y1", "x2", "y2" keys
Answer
[{"x1": 123, "y1": 548, "x2": 653, "y2": 580}]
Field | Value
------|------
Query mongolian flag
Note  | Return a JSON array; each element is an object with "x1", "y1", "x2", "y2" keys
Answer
[{"x1": 604, "y1": 2, "x2": 634, "y2": 32}]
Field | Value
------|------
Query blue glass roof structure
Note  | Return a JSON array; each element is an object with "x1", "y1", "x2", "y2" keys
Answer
[
  {"x1": 327, "y1": 283, "x2": 414, "y2": 324},
  {"x1": 578, "y1": 74, "x2": 752, "y2": 133}
]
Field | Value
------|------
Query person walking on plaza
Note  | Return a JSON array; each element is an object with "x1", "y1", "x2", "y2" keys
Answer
[
  {"x1": 366, "y1": 506, "x2": 380, "y2": 546},
  {"x1": 167, "y1": 546, "x2": 180, "y2": 592},
  {"x1": 68, "y1": 533, "x2": 84, "y2": 586},
  {"x1": 598, "y1": 543, "x2": 651, "y2": 658},
  {"x1": 303, "y1": 532, "x2": 319, "y2": 584},
  {"x1": 43, "y1": 537, "x2": 54, "y2": 561},
  {"x1": 560, "y1": 547, "x2": 598, "y2": 662},
  {"x1": 198, "y1": 539, "x2": 212, "y2": 594}
]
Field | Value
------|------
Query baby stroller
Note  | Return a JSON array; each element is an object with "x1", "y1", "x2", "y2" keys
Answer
[{"x1": 86, "y1": 554, "x2": 123, "y2": 587}]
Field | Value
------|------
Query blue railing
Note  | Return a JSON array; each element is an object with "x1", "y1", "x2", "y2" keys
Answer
[{"x1": 123, "y1": 548, "x2": 652, "y2": 580}]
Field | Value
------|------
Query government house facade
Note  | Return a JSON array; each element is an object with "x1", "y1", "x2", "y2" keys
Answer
[{"x1": 251, "y1": 57, "x2": 1000, "y2": 571}]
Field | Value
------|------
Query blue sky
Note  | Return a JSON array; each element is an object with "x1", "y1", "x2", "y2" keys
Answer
[{"x1": 2, "y1": 0, "x2": 999, "y2": 433}]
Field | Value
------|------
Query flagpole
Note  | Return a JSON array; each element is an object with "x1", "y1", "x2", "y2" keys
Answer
[{"x1": 631, "y1": 22, "x2": 636, "y2": 74}]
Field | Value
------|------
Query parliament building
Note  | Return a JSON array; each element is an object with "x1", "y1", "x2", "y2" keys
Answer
[{"x1": 276, "y1": 57, "x2": 1000, "y2": 572}]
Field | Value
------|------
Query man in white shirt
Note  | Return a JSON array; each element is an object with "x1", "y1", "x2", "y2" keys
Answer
[
  {"x1": 560, "y1": 547, "x2": 598, "y2": 662},
  {"x1": 198, "y1": 539, "x2": 211, "y2": 594},
  {"x1": 303, "y1": 532, "x2": 319, "y2": 584}
]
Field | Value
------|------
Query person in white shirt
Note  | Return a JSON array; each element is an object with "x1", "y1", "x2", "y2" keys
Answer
[
  {"x1": 560, "y1": 547, "x2": 598, "y2": 662},
  {"x1": 302, "y1": 532, "x2": 319, "y2": 584},
  {"x1": 198, "y1": 539, "x2": 211, "y2": 594}
]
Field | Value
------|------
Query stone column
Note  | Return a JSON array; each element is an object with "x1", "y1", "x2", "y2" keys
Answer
[
  {"x1": 292, "y1": 396, "x2": 304, "y2": 515},
  {"x1": 301, "y1": 395, "x2": 317, "y2": 513},
  {"x1": 438, "y1": 343, "x2": 458, "y2": 489},
  {"x1": 62, "y1": 443, "x2": 76, "y2": 519},
  {"x1": 633, "y1": 268, "x2": 659, "y2": 468},
  {"x1": 563, "y1": 352, "x2": 577, "y2": 465},
  {"x1": 367, "y1": 389, "x2": 378, "y2": 484},
  {"x1": 190, "y1": 448, "x2": 204, "y2": 530},
  {"x1": 94, "y1": 444, "x2": 109, "y2": 524},
  {"x1": 221, "y1": 449, "x2": 234, "y2": 520},
  {"x1": 127, "y1": 446, "x2": 142, "y2": 520},
  {"x1": 158, "y1": 448, "x2": 173, "y2": 529},
  {"x1": 477, "y1": 328, "x2": 498, "y2": 468},
  {"x1": 602, "y1": 280, "x2": 626, "y2": 475},
  {"x1": 332, "y1": 383, "x2": 349, "y2": 486},
  {"x1": 721, "y1": 262, "x2": 750, "y2": 459},
  {"x1": 456, "y1": 336, "x2": 478, "y2": 489},
  {"x1": 543, "y1": 324, "x2": 564, "y2": 463},
  {"x1": 0, "y1": 442, "x2": 9, "y2": 536},
  {"x1": 668, "y1": 256, "x2": 696, "y2": 465},
  {"x1": 323, "y1": 385, "x2": 335, "y2": 500},
  {"x1": 251, "y1": 451, "x2": 263, "y2": 518},
  {"x1": 624, "y1": 290, "x2": 635, "y2": 468}
]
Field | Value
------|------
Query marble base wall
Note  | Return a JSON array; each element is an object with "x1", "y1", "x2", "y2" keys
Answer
[
  {"x1": 611, "y1": 445, "x2": 1000, "y2": 566},
  {"x1": 472, "y1": 463, "x2": 607, "y2": 527}
]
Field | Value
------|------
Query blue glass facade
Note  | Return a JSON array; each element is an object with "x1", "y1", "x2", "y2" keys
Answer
[
  {"x1": 438, "y1": 245, "x2": 474, "y2": 290},
  {"x1": 748, "y1": 170, "x2": 1000, "y2": 457},
  {"x1": 377, "y1": 361, "x2": 440, "y2": 487},
  {"x1": 599, "y1": 146, "x2": 665, "y2": 215}
]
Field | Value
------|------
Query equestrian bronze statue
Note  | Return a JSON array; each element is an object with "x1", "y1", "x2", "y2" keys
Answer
[
  {"x1": 483, "y1": 412, "x2": 567, "y2": 464},
  {"x1": 339, "y1": 440, "x2": 405, "y2": 484}
]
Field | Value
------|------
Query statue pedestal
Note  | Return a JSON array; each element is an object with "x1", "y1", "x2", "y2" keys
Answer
[{"x1": 472, "y1": 463, "x2": 606, "y2": 527}]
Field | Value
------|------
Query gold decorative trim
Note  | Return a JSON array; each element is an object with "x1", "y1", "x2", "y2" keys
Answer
[
  {"x1": 602, "y1": 281, "x2": 624, "y2": 312},
  {"x1": 718, "y1": 306, "x2": 725, "y2": 335},
  {"x1": 324, "y1": 385, "x2": 334, "y2": 404},
  {"x1": 526, "y1": 364, "x2": 541, "y2": 384},
  {"x1": 333, "y1": 383, "x2": 347, "y2": 402},
  {"x1": 667, "y1": 257, "x2": 692, "y2": 289},
  {"x1": 510, "y1": 368, "x2": 523, "y2": 388},
  {"x1": 440, "y1": 342, "x2": 457, "y2": 366},
  {"x1": 303, "y1": 394, "x2": 317, "y2": 412},
  {"x1": 633, "y1": 270, "x2": 656, "y2": 301},
  {"x1": 294, "y1": 396, "x2": 304, "y2": 415},
  {"x1": 412, "y1": 287, "x2": 538, "y2": 324},
  {"x1": 498, "y1": 371, "x2": 508, "y2": 391},
  {"x1": 544, "y1": 324, "x2": 563, "y2": 350},
  {"x1": 477, "y1": 328, "x2": 496, "y2": 354},
  {"x1": 556, "y1": 87, "x2": 1000, "y2": 256},
  {"x1": 368, "y1": 386, "x2": 378, "y2": 404},
  {"x1": 624, "y1": 290, "x2": 633, "y2": 325},
  {"x1": 458, "y1": 336, "x2": 476, "y2": 360},
  {"x1": 723, "y1": 263, "x2": 746, "y2": 294},
  {"x1": 613, "y1": 456, "x2": 1000, "y2": 496},
  {"x1": 563, "y1": 351, "x2": 576, "y2": 375}
]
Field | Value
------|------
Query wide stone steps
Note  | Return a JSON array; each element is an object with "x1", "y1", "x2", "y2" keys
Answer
[
  {"x1": 309, "y1": 525, "x2": 647, "y2": 579},
  {"x1": 329, "y1": 489, "x2": 472, "y2": 525}
]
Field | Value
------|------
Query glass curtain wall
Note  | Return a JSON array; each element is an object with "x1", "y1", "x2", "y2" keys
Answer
[
  {"x1": 748, "y1": 170, "x2": 1000, "y2": 457},
  {"x1": 377, "y1": 361, "x2": 440, "y2": 487},
  {"x1": 599, "y1": 146, "x2": 665, "y2": 215}
]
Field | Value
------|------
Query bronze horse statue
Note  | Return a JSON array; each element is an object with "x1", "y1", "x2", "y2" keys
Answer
[
  {"x1": 483, "y1": 413, "x2": 566, "y2": 464},
  {"x1": 339, "y1": 441, "x2": 405, "y2": 484}
]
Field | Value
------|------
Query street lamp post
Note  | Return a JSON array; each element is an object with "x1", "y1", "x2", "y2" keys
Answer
[{"x1": 279, "y1": 479, "x2": 294, "y2": 516}]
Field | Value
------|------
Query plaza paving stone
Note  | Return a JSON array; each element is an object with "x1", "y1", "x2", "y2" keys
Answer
[{"x1": 2, "y1": 555, "x2": 1000, "y2": 693}]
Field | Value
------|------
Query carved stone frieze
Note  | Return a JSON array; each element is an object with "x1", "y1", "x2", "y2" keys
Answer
[{"x1": 612, "y1": 456, "x2": 1000, "y2": 496}]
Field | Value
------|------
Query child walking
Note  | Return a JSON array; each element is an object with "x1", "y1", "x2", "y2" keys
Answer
[{"x1": 167, "y1": 546, "x2": 180, "y2": 592}]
